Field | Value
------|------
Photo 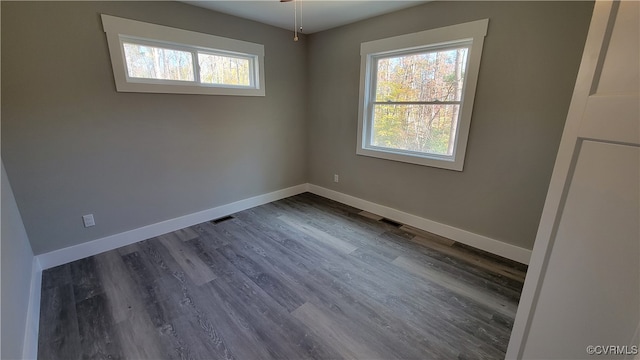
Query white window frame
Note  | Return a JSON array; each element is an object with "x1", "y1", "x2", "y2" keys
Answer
[
  {"x1": 101, "y1": 14, "x2": 265, "y2": 96},
  {"x1": 357, "y1": 19, "x2": 489, "y2": 171}
]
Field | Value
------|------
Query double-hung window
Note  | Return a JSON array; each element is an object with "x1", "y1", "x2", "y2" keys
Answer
[
  {"x1": 357, "y1": 19, "x2": 488, "y2": 170},
  {"x1": 102, "y1": 14, "x2": 265, "y2": 96}
]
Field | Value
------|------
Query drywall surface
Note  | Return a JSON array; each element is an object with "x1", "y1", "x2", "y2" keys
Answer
[
  {"x1": 1, "y1": 1, "x2": 308, "y2": 254},
  {"x1": 307, "y1": 1, "x2": 593, "y2": 250},
  {"x1": 1, "y1": 162, "x2": 35, "y2": 359}
]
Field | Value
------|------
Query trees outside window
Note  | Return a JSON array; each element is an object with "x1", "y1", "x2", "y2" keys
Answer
[
  {"x1": 102, "y1": 14, "x2": 265, "y2": 96},
  {"x1": 357, "y1": 19, "x2": 489, "y2": 171},
  {"x1": 372, "y1": 47, "x2": 468, "y2": 156}
]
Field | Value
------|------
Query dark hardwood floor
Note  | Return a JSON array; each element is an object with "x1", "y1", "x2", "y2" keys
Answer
[{"x1": 38, "y1": 193, "x2": 527, "y2": 360}]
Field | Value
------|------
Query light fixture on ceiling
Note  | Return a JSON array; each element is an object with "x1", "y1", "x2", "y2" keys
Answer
[{"x1": 280, "y1": 0, "x2": 303, "y2": 42}]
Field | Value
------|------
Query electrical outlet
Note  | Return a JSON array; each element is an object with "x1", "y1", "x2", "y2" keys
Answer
[
  {"x1": 334, "y1": 174, "x2": 339, "y2": 183},
  {"x1": 82, "y1": 214, "x2": 95, "y2": 228}
]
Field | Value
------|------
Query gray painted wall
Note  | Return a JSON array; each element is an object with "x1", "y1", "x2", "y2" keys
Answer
[
  {"x1": 2, "y1": 1, "x2": 593, "y2": 256},
  {"x1": 2, "y1": 1, "x2": 308, "y2": 254},
  {"x1": 307, "y1": 1, "x2": 593, "y2": 250},
  {"x1": 1, "y1": 162, "x2": 35, "y2": 359}
]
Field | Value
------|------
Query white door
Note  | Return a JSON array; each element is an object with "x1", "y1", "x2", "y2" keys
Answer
[{"x1": 506, "y1": 1, "x2": 640, "y2": 359}]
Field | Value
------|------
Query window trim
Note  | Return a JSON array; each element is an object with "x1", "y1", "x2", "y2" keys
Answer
[
  {"x1": 356, "y1": 19, "x2": 489, "y2": 171},
  {"x1": 101, "y1": 14, "x2": 265, "y2": 96}
]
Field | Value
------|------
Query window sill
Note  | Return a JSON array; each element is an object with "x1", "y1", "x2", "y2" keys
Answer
[{"x1": 356, "y1": 146, "x2": 464, "y2": 171}]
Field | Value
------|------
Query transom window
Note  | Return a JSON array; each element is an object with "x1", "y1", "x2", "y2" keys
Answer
[
  {"x1": 120, "y1": 37, "x2": 256, "y2": 88},
  {"x1": 357, "y1": 20, "x2": 489, "y2": 171},
  {"x1": 102, "y1": 15, "x2": 265, "y2": 96}
]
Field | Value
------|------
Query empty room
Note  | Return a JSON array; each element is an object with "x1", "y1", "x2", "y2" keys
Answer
[{"x1": 2, "y1": 1, "x2": 638, "y2": 359}]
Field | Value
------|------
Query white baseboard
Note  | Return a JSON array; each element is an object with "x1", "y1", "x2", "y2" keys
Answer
[
  {"x1": 627, "y1": 322, "x2": 640, "y2": 360},
  {"x1": 36, "y1": 184, "x2": 308, "y2": 269},
  {"x1": 36, "y1": 182, "x2": 531, "y2": 269},
  {"x1": 307, "y1": 184, "x2": 532, "y2": 265},
  {"x1": 22, "y1": 257, "x2": 42, "y2": 360},
  {"x1": 26, "y1": 181, "x2": 530, "y2": 360}
]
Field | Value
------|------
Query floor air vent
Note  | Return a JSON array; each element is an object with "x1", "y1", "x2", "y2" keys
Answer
[
  {"x1": 380, "y1": 218, "x2": 402, "y2": 227},
  {"x1": 211, "y1": 215, "x2": 234, "y2": 224}
]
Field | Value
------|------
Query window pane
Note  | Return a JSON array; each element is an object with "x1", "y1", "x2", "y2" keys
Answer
[
  {"x1": 198, "y1": 53, "x2": 250, "y2": 86},
  {"x1": 375, "y1": 47, "x2": 468, "y2": 102},
  {"x1": 371, "y1": 104, "x2": 460, "y2": 156},
  {"x1": 123, "y1": 43, "x2": 194, "y2": 81}
]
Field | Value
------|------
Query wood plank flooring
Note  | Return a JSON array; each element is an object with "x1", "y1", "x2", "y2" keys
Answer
[{"x1": 38, "y1": 193, "x2": 527, "y2": 360}]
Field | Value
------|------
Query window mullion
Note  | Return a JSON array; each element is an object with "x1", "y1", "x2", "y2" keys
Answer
[
  {"x1": 193, "y1": 51, "x2": 201, "y2": 83},
  {"x1": 103, "y1": 14, "x2": 265, "y2": 96},
  {"x1": 356, "y1": 19, "x2": 488, "y2": 170}
]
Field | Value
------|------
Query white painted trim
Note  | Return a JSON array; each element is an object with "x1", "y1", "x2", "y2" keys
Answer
[
  {"x1": 307, "y1": 184, "x2": 531, "y2": 264},
  {"x1": 101, "y1": 14, "x2": 266, "y2": 96},
  {"x1": 22, "y1": 257, "x2": 42, "y2": 360},
  {"x1": 360, "y1": 19, "x2": 489, "y2": 55},
  {"x1": 36, "y1": 184, "x2": 308, "y2": 269},
  {"x1": 357, "y1": 19, "x2": 489, "y2": 171},
  {"x1": 627, "y1": 322, "x2": 640, "y2": 360},
  {"x1": 36, "y1": 182, "x2": 530, "y2": 269},
  {"x1": 506, "y1": 2, "x2": 622, "y2": 358}
]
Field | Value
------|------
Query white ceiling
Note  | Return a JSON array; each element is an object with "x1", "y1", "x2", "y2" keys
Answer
[{"x1": 182, "y1": 1, "x2": 431, "y2": 34}]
